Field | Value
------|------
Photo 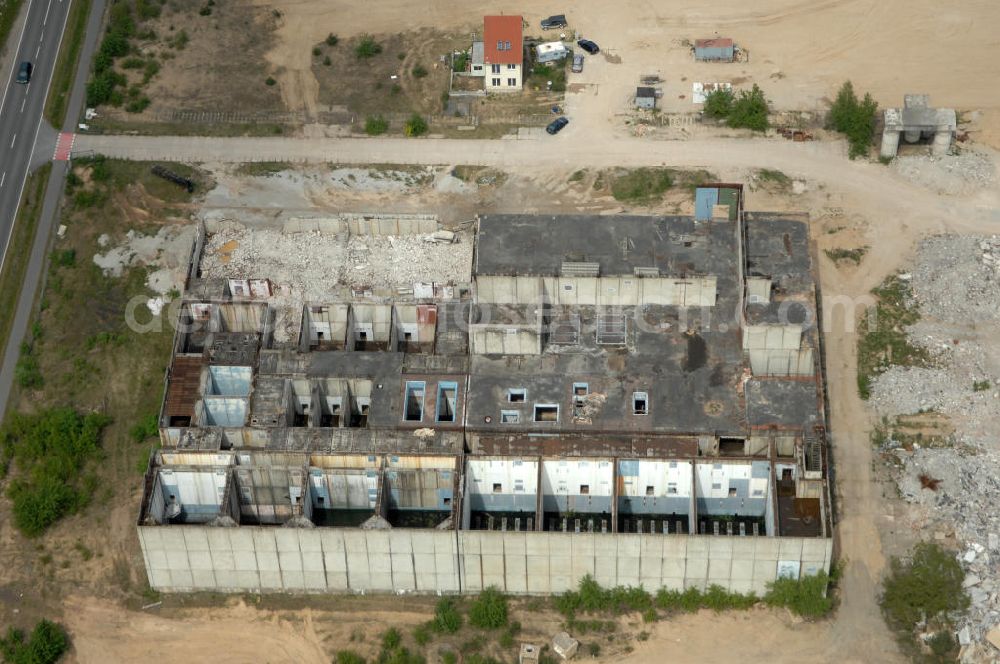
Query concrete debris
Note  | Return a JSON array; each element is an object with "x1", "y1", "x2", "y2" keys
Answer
[
  {"x1": 552, "y1": 632, "x2": 579, "y2": 660},
  {"x1": 426, "y1": 230, "x2": 457, "y2": 243},
  {"x1": 872, "y1": 233, "x2": 1000, "y2": 655},
  {"x1": 986, "y1": 626, "x2": 1000, "y2": 651},
  {"x1": 200, "y1": 220, "x2": 473, "y2": 343},
  {"x1": 519, "y1": 643, "x2": 540, "y2": 664},
  {"x1": 146, "y1": 297, "x2": 165, "y2": 316},
  {"x1": 891, "y1": 151, "x2": 996, "y2": 196},
  {"x1": 92, "y1": 225, "x2": 196, "y2": 296}
]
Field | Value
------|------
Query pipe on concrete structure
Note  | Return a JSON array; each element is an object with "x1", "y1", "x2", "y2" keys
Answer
[
  {"x1": 903, "y1": 129, "x2": 921, "y2": 144},
  {"x1": 932, "y1": 127, "x2": 952, "y2": 157},
  {"x1": 880, "y1": 129, "x2": 900, "y2": 159}
]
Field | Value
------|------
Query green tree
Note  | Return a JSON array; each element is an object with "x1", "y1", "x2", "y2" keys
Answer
[
  {"x1": 432, "y1": 598, "x2": 462, "y2": 633},
  {"x1": 828, "y1": 81, "x2": 879, "y2": 159},
  {"x1": 703, "y1": 87, "x2": 734, "y2": 119},
  {"x1": 0, "y1": 619, "x2": 69, "y2": 664},
  {"x1": 727, "y1": 84, "x2": 769, "y2": 131}
]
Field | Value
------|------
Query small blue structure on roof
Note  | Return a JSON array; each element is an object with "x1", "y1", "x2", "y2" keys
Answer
[{"x1": 695, "y1": 187, "x2": 720, "y2": 220}]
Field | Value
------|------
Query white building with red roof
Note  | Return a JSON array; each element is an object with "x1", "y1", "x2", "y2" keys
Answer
[{"x1": 482, "y1": 15, "x2": 523, "y2": 91}]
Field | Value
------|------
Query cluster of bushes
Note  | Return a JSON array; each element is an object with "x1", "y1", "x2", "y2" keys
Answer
[
  {"x1": 0, "y1": 408, "x2": 111, "y2": 536},
  {"x1": 703, "y1": 84, "x2": 770, "y2": 131},
  {"x1": 554, "y1": 572, "x2": 833, "y2": 621},
  {"x1": 881, "y1": 541, "x2": 967, "y2": 661},
  {"x1": 828, "y1": 81, "x2": 879, "y2": 159},
  {"x1": 87, "y1": 0, "x2": 161, "y2": 111},
  {"x1": 0, "y1": 619, "x2": 68, "y2": 664},
  {"x1": 363, "y1": 113, "x2": 428, "y2": 137}
]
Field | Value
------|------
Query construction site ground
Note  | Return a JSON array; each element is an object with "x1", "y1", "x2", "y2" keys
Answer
[{"x1": 86, "y1": 0, "x2": 1000, "y2": 148}]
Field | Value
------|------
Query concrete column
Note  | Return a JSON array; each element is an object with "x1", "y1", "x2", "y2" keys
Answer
[
  {"x1": 932, "y1": 127, "x2": 952, "y2": 156},
  {"x1": 879, "y1": 129, "x2": 900, "y2": 159}
]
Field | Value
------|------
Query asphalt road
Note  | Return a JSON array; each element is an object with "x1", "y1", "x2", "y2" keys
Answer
[{"x1": 0, "y1": 0, "x2": 72, "y2": 274}]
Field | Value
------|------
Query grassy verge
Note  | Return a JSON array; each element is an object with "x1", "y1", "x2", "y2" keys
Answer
[
  {"x1": 602, "y1": 167, "x2": 716, "y2": 204},
  {"x1": 0, "y1": 0, "x2": 24, "y2": 58},
  {"x1": 44, "y1": 0, "x2": 92, "y2": 128},
  {"x1": 0, "y1": 163, "x2": 50, "y2": 366},
  {"x1": 3, "y1": 158, "x2": 200, "y2": 549},
  {"x1": 857, "y1": 275, "x2": 930, "y2": 399},
  {"x1": 88, "y1": 117, "x2": 287, "y2": 136}
]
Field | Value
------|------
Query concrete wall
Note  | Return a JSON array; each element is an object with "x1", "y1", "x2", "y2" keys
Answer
[
  {"x1": 138, "y1": 526, "x2": 833, "y2": 596},
  {"x1": 282, "y1": 214, "x2": 438, "y2": 236},
  {"x1": 476, "y1": 275, "x2": 717, "y2": 307}
]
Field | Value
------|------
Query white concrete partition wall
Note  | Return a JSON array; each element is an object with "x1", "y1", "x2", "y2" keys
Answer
[{"x1": 138, "y1": 525, "x2": 832, "y2": 596}]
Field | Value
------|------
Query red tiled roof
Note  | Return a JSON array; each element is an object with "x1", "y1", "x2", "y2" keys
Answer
[
  {"x1": 695, "y1": 38, "x2": 733, "y2": 49},
  {"x1": 484, "y1": 15, "x2": 522, "y2": 65}
]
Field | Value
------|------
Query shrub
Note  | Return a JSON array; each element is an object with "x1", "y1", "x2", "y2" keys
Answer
[
  {"x1": 381, "y1": 627, "x2": 401, "y2": 650},
  {"x1": 609, "y1": 168, "x2": 673, "y2": 202},
  {"x1": 355, "y1": 34, "x2": 382, "y2": 59},
  {"x1": 265, "y1": 76, "x2": 276, "y2": 86},
  {"x1": 412, "y1": 64, "x2": 428, "y2": 78},
  {"x1": 440, "y1": 653, "x2": 457, "y2": 664},
  {"x1": 121, "y1": 56, "x2": 145, "y2": 69},
  {"x1": 323, "y1": 55, "x2": 331, "y2": 66},
  {"x1": 335, "y1": 651, "x2": 367, "y2": 664},
  {"x1": 727, "y1": 84, "x2": 769, "y2": 131},
  {"x1": 881, "y1": 542, "x2": 968, "y2": 629},
  {"x1": 764, "y1": 572, "x2": 833, "y2": 618},
  {"x1": 125, "y1": 96, "x2": 151, "y2": 113},
  {"x1": 14, "y1": 344, "x2": 42, "y2": 390},
  {"x1": 142, "y1": 60, "x2": 160, "y2": 84},
  {"x1": 828, "y1": 81, "x2": 879, "y2": 159},
  {"x1": 326, "y1": 33, "x2": 339, "y2": 46},
  {"x1": 0, "y1": 408, "x2": 111, "y2": 536},
  {"x1": 199, "y1": 4, "x2": 211, "y2": 15},
  {"x1": 432, "y1": 598, "x2": 462, "y2": 633},
  {"x1": 51, "y1": 249, "x2": 76, "y2": 268},
  {"x1": 468, "y1": 587, "x2": 508, "y2": 629},
  {"x1": 403, "y1": 113, "x2": 428, "y2": 137},
  {"x1": 129, "y1": 413, "x2": 159, "y2": 443},
  {"x1": 412, "y1": 624, "x2": 431, "y2": 646},
  {"x1": 312, "y1": 46, "x2": 321, "y2": 57},
  {"x1": 703, "y1": 87, "x2": 734, "y2": 119},
  {"x1": 0, "y1": 619, "x2": 68, "y2": 664},
  {"x1": 364, "y1": 115, "x2": 388, "y2": 136},
  {"x1": 136, "y1": 0, "x2": 161, "y2": 20}
]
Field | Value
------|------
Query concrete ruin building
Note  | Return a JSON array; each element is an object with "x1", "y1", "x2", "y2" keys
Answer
[
  {"x1": 880, "y1": 94, "x2": 956, "y2": 159},
  {"x1": 139, "y1": 187, "x2": 833, "y2": 596}
]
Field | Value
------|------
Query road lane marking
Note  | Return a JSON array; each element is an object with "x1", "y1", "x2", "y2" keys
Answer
[
  {"x1": 9, "y1": 134, "x2": 15, "y2": 148},
  {"x1": 0, "y1": 172, "x2": 5, "y2": 188},
  {"x1": 35, "y1": 44, "x2": 41, "y2": 58},
  {"x1": 21, "y1": 96, "x2": 26, "y2": 112},
  {"x1": 43, "y1": 0, "x2": 52, "y2": 25}
]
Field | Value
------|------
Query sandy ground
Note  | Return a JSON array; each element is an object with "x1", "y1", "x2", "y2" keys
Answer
[{"x1": 250, "y1": 0, "x2": 1000, "y2": 147}]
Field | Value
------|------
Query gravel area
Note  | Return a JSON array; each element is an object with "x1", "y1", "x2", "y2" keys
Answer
[
  {"x1": 891, "y1": 151, "x2": 996, "y2": 196},
  {"x1": 911, "y1": 235, "x2": 1000, "y2": 324}
]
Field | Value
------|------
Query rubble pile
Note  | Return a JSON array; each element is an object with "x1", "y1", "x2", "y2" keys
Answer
[
  {"x1": 199, "y1": 221, "x2": 473, "y2": 343},
  {"x1": 910, "y1": 235, "x2": 1000, "y2": 323},
  {"x1": 891, "y1": 151, "x2": 996, "y2": 196},
  {"x1": 871, "y1": 234, "x2": 1000, "y2": 658}
]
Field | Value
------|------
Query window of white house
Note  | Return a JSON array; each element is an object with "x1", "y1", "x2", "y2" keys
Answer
[
  {"x1": 491, "y1": 64, "x2": 501, "y2": 74},
  {"x1": 667, "y1": 483, "x2": 678, "y2": 495},
  {"x1": 491, "y1": 78, "x2": 501, "y2": 86},
  {"x1": 507, "y1": 78, "x2": 517, "y2": 86},
  {"x1": 508, "y1": 63, "x2": 516, "y2": 69}
]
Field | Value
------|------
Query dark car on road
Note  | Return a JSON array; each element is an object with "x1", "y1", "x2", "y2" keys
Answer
[
  {"x1": 546, "y1": 116, "x2": 569, "y2": 135},
  {"x1": 15, "y1": 61, "x2": 31, "y2": 84},
  {"x1": 577, "y1": 39, "x2": 600, "y2": 55},
  {"x1": 541, "y1": 14, "x2": 567, "y2": 30}
]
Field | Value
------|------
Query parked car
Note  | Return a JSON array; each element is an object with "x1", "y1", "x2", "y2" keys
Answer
[
  {"x1": 571, "y1": 54, "x2": 584, "y2": 73},
  {"x1": 541, "y1": 14, "x2": 567, "y2": 30},
  {"x1": 15, "y1": 61, "x2": 31, "y2": 84},
  {"x1": 577, "y1": 39, "x2": 600, "y2": 55},
  {"x1": 546, "y1": 116, "x2": 569, "y2": 135}
]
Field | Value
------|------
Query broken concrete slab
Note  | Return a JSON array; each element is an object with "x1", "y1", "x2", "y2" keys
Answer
[{"x1": 552, "y1": 632, "x2": 579, "y2": 660}]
